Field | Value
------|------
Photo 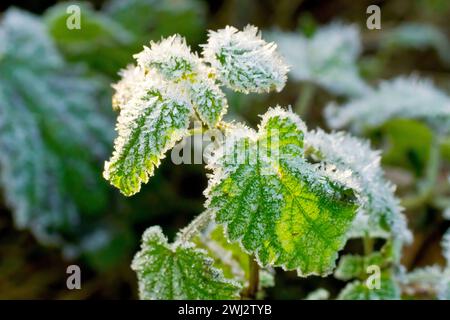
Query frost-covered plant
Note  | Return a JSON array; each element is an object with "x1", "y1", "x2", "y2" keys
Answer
[
  {"x1": 104, "y1": 25, "x2": 412, "y2": 300},
  {"x1": 325, "y1": 76, "x2": 450, "y2": 135},
  {"x1": 0, "y1": 9, "x2": 112, "y2": 246},
  {"x1": 269, "y1": 22, "x2": 371, "y2": 97}
]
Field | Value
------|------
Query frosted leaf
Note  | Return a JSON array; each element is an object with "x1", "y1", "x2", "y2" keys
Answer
[
  {"x1": 135, "y1": 35, "x2": 201, "y2": 81},
  {"x1": 382, "y1": 23, "x2": 450, "y2": 66},
  {"x1": 195, "y1": 222, "x2": 274, "y2": 289},
  {"x1": 190, "y1": 73, "x2": 228, "y2": 128},
  {"x1": 202, "y1": 25, "x2": 288, "y2": 93},
  {"x1": 334, "y1": 252, "x2": 386, "y2": 281},
  {"x1": 337, "y1": 274, "x2": 400, "y2": 300},
  {"x1": 400, "y1": 266, "x2": 450, "y2": 299},
  {"x1": 325, "y1": 76, "x2": 450, "y2": 135},
  {"x1": 346, "y1": 212, "x2": 390, "y2": 240},
  {"x1": 305, "y1": 130, "x2": 412, "y2": 243},
  {"x1": 132, "y1": 226, "x2": 241, "y2": 300},
  {"x1": 104, "y1": 75, "x2": 192, "y2": 196},
  {"x1": 305, "y1": 288, "x2": 330, "y2": 300},
  {"x1": 112, "y1": 65, "x2": 147, "y2": 110},
  {"x1": 1, "y1": 8, "x2": 62, "y2": 69},
  {"x1": 268, "y1": 22, "x2": 370, "y2": 97},
  {"x1": 205, "y1": 107, "x2": 358, "y2": 276},
  {"x1": 0, "y1": 9, "x2": 112, "y2": 244}
]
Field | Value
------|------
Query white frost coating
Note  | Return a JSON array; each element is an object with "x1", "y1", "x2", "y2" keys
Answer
[
  {"x1": 104, "y1": 71, "x2": 193, "y2": 195},
  {"x1": 112, "y1": 65, "x2": 147, "y2": 110},
  {"x1": 202, "y1": 25, "x2": 289, "y2": 93},
  {"x1": 305, "y1": 129, "x2": 412, "y2": 243},
  {"x1": 134, "y1": 34, "x2": 201, "y2": 80},
  {"x1": 257, "y1": 105, "x2": 307, "y2": 136},
  {"x1": 1, "y1": 8, "x2": 63, "y2": 68},
  {"x1": 326, "y1": 76, "x2": 450, "y2": 134},
  {"x1": 268, "y1": 22, "x2": 370, "y2": 97},
  {"x1": 190, "y1": 73, "x2": 228, "y2": 128}
]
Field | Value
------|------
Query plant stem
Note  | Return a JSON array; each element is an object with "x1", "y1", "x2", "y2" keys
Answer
[
  {"x1": 176, "y1": 210, "x2": 212, "y2": 243},
  {"x1": 402, "y1": 137, "x2": 441, "y2": 210},
  {"x1": 363, "y1": 232, "x2": 374, "y2": 256},
  {"x1": 246, "y1": 255, "x2": 260, "y2": 299},
  {"x1": 295, "y1": 82, "x2": 316, "y2": 118}
]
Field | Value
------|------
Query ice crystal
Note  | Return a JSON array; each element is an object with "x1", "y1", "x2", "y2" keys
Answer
[
  {"x1": 325, "y1": 76, "x2": 450, "y2": 134},
  {"x1": 269, "y1": 22, "x2": 370, "y2": 97},
  {"x1": 202, "y1": 25, "x2": 288, "y2": 93}
]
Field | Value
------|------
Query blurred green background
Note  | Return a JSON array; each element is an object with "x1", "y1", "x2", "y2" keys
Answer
[{"x1": 0, "y1": 0, "x2": 449, "y2": 299}]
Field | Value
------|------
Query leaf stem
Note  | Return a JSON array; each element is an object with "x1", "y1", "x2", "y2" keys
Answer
[
  {"x1": 246, "y1": 255, "x2": 260, "y2": 299},
  {"x1": 295, "y1": 82, "x2": 316, "y2": 118},
  {"x1": 402, "y1": 137, "x2": 441, "y2": 210},
  {"x1": 363, "y1": 232, "x2": 374, "y2": 256},
  {"x1": 176, "y1": 210, "x2": 213, "y2": 243}
]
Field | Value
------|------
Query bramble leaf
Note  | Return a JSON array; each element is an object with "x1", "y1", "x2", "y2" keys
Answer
[
  {"x1": 135, "y1": 35, "x2": 201, "y2": 81},
  {"x1": 0, "y1": 9, "x2": 112, "y2": 244},
  {"x1": 190, "y1": 74, "x2": 228, "y2": 128},
  {"x1": 334, "y1": 252, "x2": 386, "y2": 281},
  {"x1": 205, "y1": 107, "x2": 358, "y2": 276},
  {"x1": 269, "y1": 22, "x2": 370, "y2": 97},
  {"x1": 202, "y1": 25, "x2": 288, "y2": 93},
  {"x1": 104, "y1": 72, "x2": 192, "y2": 196},
  {"x1": 325, "y1": 76, "x2": 450, "y2": 135},
  {"x1": 104, "y1": 0, "x2": 206, "y2": 44},
  {"x1": 382, "y1": 23, "x2": 450, "y2": 66},
  {"x1": 43, "y1": 1, "x2": 134, "y2": 76},
  {"x1": 195, "y1": 223, "x2": 274, "y2": 290},
  {"x1": 305, "y1": 129, "x2": 412, "y2": 243},
  {"x1": 131, "y1": 226, "x2": 241, "y2": 300},
  {"x1": 338, "y1": 274, "x2": 400, "y2": 300}
]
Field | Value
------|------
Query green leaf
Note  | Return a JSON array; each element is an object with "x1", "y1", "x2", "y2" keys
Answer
[
  {"x1": 104, "y1": 76, "x2": 192, "y2": 196},
  {"x1": 132, "y1": 226, "x2": 241, "y2": 300},
  {"x1": 0, "y1": 9, "x2": 112, "y2": 244},
  {"x1": 202, "y1": 25, "x2": 289, "y2": 93},
  {"x1": 205, "y1": 107, "x2": 358, "y2": 275},
  {"x1": 44, "y1": 2, "x2": 135, "y2": 76},
  {"x1": 305, "y1": 129, "x2": 412, "y2": 244},
  {"x1": 268, "y1": 23, "x2": 371, "y2": 97},
  {"x1": 381, "y1": 119, "x2": 433, "y2": 175},
  {"x1": 381, "y1": 23, "x2": 450, "y2": 66},
  {"x1": 326, "y1": 76, "x2": 450, "y2": 135},
  {"x1": 195, "y1": 223, "x2": 274, "y2": 289},
  {"x1": 104, "y1": 0, "x2": 206, "y2": 44},
  {"x1": 334, "y1": 252, "x2": 387, "y2": 281},
  {"x1": 338, "y1": 274, "x2": 400, "y2": 300}
]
